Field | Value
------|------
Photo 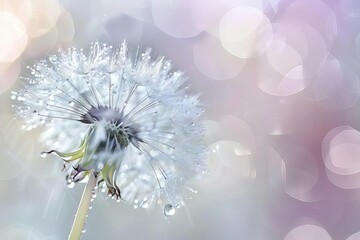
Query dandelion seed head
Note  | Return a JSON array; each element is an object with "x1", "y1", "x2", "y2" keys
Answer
[{"x1": 14, "y1": 41, "x2": 206, "y2": 212}]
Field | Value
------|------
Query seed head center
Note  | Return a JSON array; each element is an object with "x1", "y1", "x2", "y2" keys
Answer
[{"x1": 105, "y1": 122, "x2": 130, "y2": 148}]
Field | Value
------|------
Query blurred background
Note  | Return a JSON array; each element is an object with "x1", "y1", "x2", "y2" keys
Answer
[{"x1": 1, "y1": 0, "x2": 360, "y2": 239}]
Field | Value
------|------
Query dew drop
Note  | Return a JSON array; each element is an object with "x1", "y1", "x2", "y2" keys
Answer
[
  {"x1": 89, "y1": 206, "x2": 93, "y2": 210},
  {"x1": 40, "y1": 152, "x2": 47, "y2": 158},
  {"x1": 163, "y1": 204, "x2": 176, "y2": 216},
  {"x1": 140, "y1": 198, "x2": 150, "y2": 208},
  {"x1": 67, "y1": 181, "x2": 75, "y2": 188},
  {"x1": 82, "y1": 229, "x2": 86, "y2": 233},
  {"x1": 68, "y1": 101, "x2": 74, "y2": 106},
  {"x1": 97, "y1": 163, "x2": 104, "y2": 170},
  {"x1": 92, "y1": 191, "x2": 97, "y2": 198}
]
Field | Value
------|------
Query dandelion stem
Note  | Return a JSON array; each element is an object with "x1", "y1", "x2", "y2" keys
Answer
[{"x1": 68, "y1": 170, "x2": 97, "y2": 240}]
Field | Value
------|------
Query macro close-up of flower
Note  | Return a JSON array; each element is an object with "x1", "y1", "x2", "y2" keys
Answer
[
  {"x1": 13, "y1": 41, "x2": 206, "y2": 238},
  {"x1": 2, "y1": 0, "x2": 360, "y2": 240}
]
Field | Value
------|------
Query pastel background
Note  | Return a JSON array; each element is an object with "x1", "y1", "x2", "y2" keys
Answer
[{"x1": 0, "y1": 0, "x2": 360, "y2": 239}]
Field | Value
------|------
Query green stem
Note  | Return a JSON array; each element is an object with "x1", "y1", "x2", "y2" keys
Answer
[{"x1": 68, "y1": 170, "x2": 97, "y2": 240}]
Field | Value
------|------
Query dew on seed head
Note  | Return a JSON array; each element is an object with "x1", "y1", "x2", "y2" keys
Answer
[
  {"x1": 67, "y1": 181, "x2": 75, "y2": 188},
  {"x1": 40, "y1": 152, "x2": 47, "y2": 158},
  {"x1": 163, "y1": 204, "x2": 176, "y2": 216},
  {"x1": 92, "y1": 191, "x2": 97, "y2": 198}
]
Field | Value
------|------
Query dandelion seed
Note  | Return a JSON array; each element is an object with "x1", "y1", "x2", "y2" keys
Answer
[{"x1": 14, "y1": 42, "x2": 206, "y2": 239}]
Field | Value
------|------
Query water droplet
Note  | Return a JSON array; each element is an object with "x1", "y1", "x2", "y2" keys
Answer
[
  {"x1": 67, "y1": 181, "x2": 75, "y2": 188},
  {"x1": 97, "y1": 163, "x2": 104, "y2": 170},
  {"x1": 141, "y1": 201, "x2": 149, "y2": 209},
  {"x1": 163, "y1": 204, "x2": 176, "y2": 216},
  {"x1": 92, "y1": 191, "x2": 97, "y2": 198},
  {"x1": 40, "y1": 152, "x2": 47, "y2": 158},
  {"x1": 140, "y1": 198, "x2": 150, "y2": 208},
  {"x1": 82, "y1": 229, "x2": 86, "y2": 233},
  {"x1": 89, "y1": 206, "x2": 92, "y2": 210},
  {"x1": 68, "y1": 101, "x2": 74, "y2": 106}
]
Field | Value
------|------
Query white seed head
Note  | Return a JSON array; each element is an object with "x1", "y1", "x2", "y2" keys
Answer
[{"x1": 14, "y1": 41, "x2": 206, "y2": 212}]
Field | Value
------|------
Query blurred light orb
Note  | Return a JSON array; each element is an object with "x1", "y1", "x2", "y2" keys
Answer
[
  {"x1": 25, "y1": 0, "x2": 61, "y2": 38},
  {"x1": 279, "y1": 0, "x2": 337, "y2": 49},
  {"x1": 193, "y1": 34, "x2": 244, "y2": 80},
  {"x1": 322, "y1": 126, "x2": 360, "y2": 189},
  {"x1": 191, "y1": 0, "x2": 265, "y2": 38},
  {"x1": 323, "y1": 126, "x2": 360, "y2": 175},
  {"x1": 208, "y1": 140, "x2": 256, "y2": 191},
  {"x1": 266, "y1": 39, "x2": 303, "y2": 79},
  {"x1": 0, "y1": 12, "x2": 28, "y2": 63},
  {"x1": 211, "y1": 140, "x2": 251, "y2": 170},
  {"x1": 219, "y1": 6, "x2": 273, "y2": 58},
  {"x1": 284, "y1": 224, "x2": 332, "y2": 240},
  {"x1": 257, "y1": 22, "x2": 327, "y2": 96}
]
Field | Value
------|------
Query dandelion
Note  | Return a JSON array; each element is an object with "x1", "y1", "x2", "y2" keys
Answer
[{"x1": 13, "y1": 42, "x2": 206, "y2": 239}]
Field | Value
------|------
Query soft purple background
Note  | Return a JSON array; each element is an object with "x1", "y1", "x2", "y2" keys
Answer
[{"x1": 0, "y1": 0, "x2": 360, "y2": 239}]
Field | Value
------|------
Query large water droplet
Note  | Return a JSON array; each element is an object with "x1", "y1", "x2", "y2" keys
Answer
[
  {"x1": 163, "y1": 204, "x2": 176, "y2": 216},
  {"x1": 40, "y1": 152, "x2": 47, "y2": 158}
]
